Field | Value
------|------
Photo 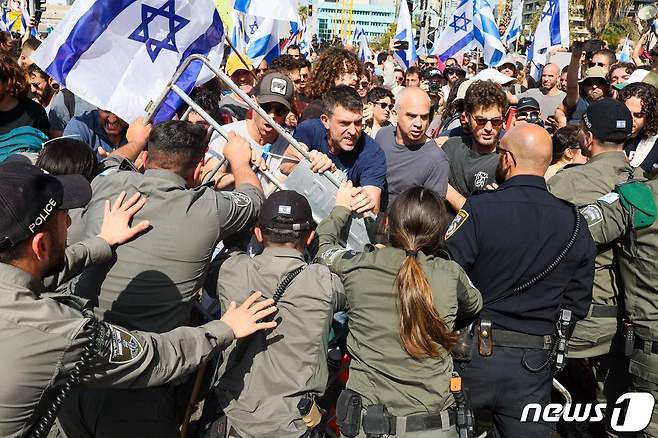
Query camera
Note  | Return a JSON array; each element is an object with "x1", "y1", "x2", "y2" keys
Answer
[{"x1": 429, "y1": 80, "x2": 441, "y2": 94}]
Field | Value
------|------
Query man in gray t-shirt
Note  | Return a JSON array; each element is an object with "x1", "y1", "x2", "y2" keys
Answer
[
  {"x1": 518, "y1": 63, "x2": 565, "y2": 120},
  {"x1": 375, "y1": 87, "x2": 449, "y2": 208}
]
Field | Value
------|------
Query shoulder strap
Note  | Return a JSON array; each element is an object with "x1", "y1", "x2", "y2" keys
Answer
[{"x1": 62, "y1": 88, "x2": 76, "y2": 120}]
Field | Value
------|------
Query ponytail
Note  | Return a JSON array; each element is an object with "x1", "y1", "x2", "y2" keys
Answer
[
  {"x1": 388, "y1": 187, "x2": 457, "y2": 359},
  {"x1": 395, "y1": 253, "x2": 457, "y2": 359}
]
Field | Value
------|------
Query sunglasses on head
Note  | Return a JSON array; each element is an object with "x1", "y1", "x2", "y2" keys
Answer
[
  {"x1": 469, "y1": 114, "x2": 504, "y2": 128},
  {"x1": 261, "y1": 102, "x2": 289, "y2": 117},
  {"x1": 372, "y1": 101, "x2": 394, "y2": 110}
]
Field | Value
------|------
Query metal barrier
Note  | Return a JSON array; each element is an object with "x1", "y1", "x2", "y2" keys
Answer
[{"x1": 145, "y1": 54, "x2": 371, "y2": 250}]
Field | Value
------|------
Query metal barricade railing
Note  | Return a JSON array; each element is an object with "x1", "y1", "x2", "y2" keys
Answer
[{"x1": 145, "y1": 54, "x2": 371, "y2": 250}]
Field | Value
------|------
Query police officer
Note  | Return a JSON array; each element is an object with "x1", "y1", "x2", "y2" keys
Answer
[
  {"x1": 213, "y1": 190, "x2": 345, "y2": 437},
  {"x1": 446, "y1": 124, "x2": 596, "y2": 437},
  {"x1": 317, "y1": 184, "x2": 483, "y2": 438},
  {"x1": 582, "y1": 181, "x2": 658, "y2": 437},
  {"x1": 62, "y1": 121, "x2": 264, "y2": 437},
  {"x1": 547, "y1": 98, "x2": 634, "y2": 435},
  {"x1": 0, "y1": 160, "x2": 277, "y2": 438}
]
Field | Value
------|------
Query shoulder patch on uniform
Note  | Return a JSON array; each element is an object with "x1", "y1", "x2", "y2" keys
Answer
[
  {"x1": 223, "y1": 191, "x2": 252, "y2": 207},
  {"x1": 320, "y1": 248, "x2": 349, "y2": 266},
  {"x1": 341, "y1": 250, "x2": 359, "y2": 260},
  {"x1": 581, "y1": 204, "x2": 603, "y2": 227},
  {"x1": 445, "y1": 209, "x2": 469, "y2": 240},
  {"x1": 105, "y1": 324, "x2": 144, "y2": 364},
  {"x1": 598, "y1": 192, "x2": 620, "y2": 205}
]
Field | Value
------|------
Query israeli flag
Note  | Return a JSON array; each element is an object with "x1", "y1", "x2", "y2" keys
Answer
[
  {"x1": 0, "y1": 9, "x2": 12, "y2": 32},
  {"x1": 532, "y1": 0, "x2": 569, "y2": 55},
  {"x1": 394, "y1": 0, "x2": 417, "y2": 69},
  {"x1": 245, "y1": 18, "x2": 281, "y2": 67},
  {"x1": 503, "y1": 0, "x2": 523, "y2": 47},
  {"x1": 20, "y1": 3, "x2": 37, "y2": 37},
  {"x1": 299, "y1": 22, "x2": 312, "y2": 58},
  {"x1": 32, "y1": 0, "x2": 225, "y2": 123},
  {"x1": 473, "y1": 0, "x2": 506, "y2": 66},
  {"x1": 234, "y1": 0, "x2": 299, "y2": 23},
  {"x1": 417, "y1": 42, "x2": 428, "y2": 58},
  {"x1": 433, "y1": 0, "x2": 475, "y2": 65},
  {"x1": 618, "y1": 37, "x2": 631, "y2": 62},
  {"x1": 352, "y1": 24, "x2": 366, "y2": 45}
]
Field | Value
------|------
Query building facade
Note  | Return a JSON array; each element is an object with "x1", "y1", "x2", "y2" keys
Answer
[{"x1": 315, "y1": 0, "x2": 397, "y2": 41}]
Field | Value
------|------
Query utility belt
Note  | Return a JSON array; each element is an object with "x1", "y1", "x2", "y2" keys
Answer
[
  {"x1": 588, "y1": 303, "x2": 618, "y2": 318},
  {"x1": 336, "y1": 389, "x2": 456, "y2": 437},
  {"x1": 452, "y1": 320, "x2": 554, "y2": 362},
  {"x1": 624, "y1": 319, "x2": 658, "y2": 356}
]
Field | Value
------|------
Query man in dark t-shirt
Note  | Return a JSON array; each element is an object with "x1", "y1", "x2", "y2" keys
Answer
[
  {"x1": 282, "y1": 86, "x2": 386, "y2": 214},
  {"x1": 0, "y1": 98, "x2": 49, "y2": 135}
]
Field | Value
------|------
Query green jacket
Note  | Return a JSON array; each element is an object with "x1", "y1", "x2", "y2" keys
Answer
[
  {"x1": 583, "y1": 178, "x2": 658, "y2": 341},
  {"x1": 547, "y1": 151, "x2": 632, "y2": 356},
  {"x1": 316, "y1": 206, "x2": 482, "y2": 416}
]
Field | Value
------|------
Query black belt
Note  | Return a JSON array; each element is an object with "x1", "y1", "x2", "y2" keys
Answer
[
  {"x1": 362, "y1": 409, "x2": 456, "y2": 435},
  {"x1": 590, "y1": 304, "x2": 618, "y2": 318},
  {"x1": 634, "y1": 335, "x2": 658, "y2": 354},
  {"x1": 493, "y1": 329, "x2": 554, "y2": 350}
]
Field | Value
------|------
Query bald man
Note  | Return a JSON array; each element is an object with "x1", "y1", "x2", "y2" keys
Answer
[
  {"x1": 446, "y1": 124, "x2": 596, "y2": 438},
  {"x1": 375, "y1": 87, "x2": 449, "y2": 208},
  {"x1": 518, "y1": 63, "x2": 566, "y2": 122}
]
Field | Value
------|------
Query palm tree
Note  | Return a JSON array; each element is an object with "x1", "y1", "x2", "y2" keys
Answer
[{"x1": 582, "y1": 0, "x2": 633, "y2": 36}]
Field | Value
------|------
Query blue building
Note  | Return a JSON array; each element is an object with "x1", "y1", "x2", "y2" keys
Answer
[{"x1": 315, "y1": 0, "x2": 397, "y2": 42}]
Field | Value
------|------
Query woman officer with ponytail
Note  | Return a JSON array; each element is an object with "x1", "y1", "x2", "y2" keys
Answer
[{"x1": 317, "y1": 184, "x2": 482, "y2": 438}]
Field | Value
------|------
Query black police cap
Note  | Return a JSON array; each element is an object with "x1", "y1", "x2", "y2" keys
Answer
[
  {"x1": 258, "y1": 190, "x2": 313, "y2": 231},
  {"x1": 0, "y1": 160, "x2": 91, "y2": 250}
]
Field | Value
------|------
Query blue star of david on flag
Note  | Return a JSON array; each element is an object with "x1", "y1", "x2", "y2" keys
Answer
[
  {"x1": 450, "y1": 12, "x2": 471, "y2": 34},
  {"x1": 248, "y1": 18, "x2": 259, "y2": 35},
  {"x1": 128, "y1": 0, "x2": 190, "y2": 62},
  {"x1": 541, "y1": 0, "x2": 556, "y2": 20}
]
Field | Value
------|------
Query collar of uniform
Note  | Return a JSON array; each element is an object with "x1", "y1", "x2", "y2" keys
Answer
[
  {"x1": 261, "y1": 246, "x2": 305, "y2": 261},
  {"x1": 0, "y1": 263, "x2": 43, "y2": 295},
  {"x1": 588, "y1": 150, "x2": 627, "y2": 165},
  {"x1": 143, "y1": 169, "x2": 187, "y2": 187},
  {"x1": 500, "y1": 174, "x2": 547, "y2": 190}
]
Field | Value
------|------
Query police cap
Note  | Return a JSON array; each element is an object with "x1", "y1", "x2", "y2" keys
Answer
[
  {"x1": 258, "y1": 190, "x2": 313, "y2": 231},
  {"x1": 0, "y1": 160, "x2": 91, "y2": 250}
]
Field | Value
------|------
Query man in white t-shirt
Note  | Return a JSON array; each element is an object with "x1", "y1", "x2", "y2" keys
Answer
[{"x1": 202, "y1": 72, "x2": 295, "y2": 191}]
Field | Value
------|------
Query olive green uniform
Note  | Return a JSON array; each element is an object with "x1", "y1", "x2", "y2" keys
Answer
[
  {"x1": 317, "y1": 207, "x2": 483, "y2": 437},
  {"x1": 214, "y1": 247, "x2": 345, "y2": 438},
  {"x1": 0, "y1": 238, "x2": 236, "y2": 438},
  {"x1": 547, "y1": 152, "x2": 632, "y2": 421},
  {"x1": 584, "y1": 178, "x2": 658, "y2": 438}
]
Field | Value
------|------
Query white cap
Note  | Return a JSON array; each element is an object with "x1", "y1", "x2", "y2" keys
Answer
[{"x1": 474, "y1": 68, "x2": 517, "y2": 85}]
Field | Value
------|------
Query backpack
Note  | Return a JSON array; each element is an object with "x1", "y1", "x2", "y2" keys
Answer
[{"x1": 0, "y1": 126, "x2": 48, "y2": 162}]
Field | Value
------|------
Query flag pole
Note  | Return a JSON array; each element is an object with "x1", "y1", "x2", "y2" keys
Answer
[{"x1": 224, "y1": 35, "x2": 259, "y2": 81}]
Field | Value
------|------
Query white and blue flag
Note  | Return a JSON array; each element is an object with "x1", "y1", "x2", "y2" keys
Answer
[
  {"x1": 20, "y1": 3, "x2": 37, "y2": 37},
  {"x1": 502, "y1": 0, "x2": 523, "y2": 47},
  {"x1": 473, "y1": 0, "x2": 506, "y2": 66},
  {"x1": 433, "y1": 0, "x2": 474, "y2": 65},
  {"x1": 352, "y1": 24, "x2": 366, "y2": 46},
  {"x1": 532, "y1": 0, "x2": 569, "y2": 55},
  {"x1": 394, "y1": 0, "x2": 417, "y2": 69},
  {"x1": 32, "y1": 0, "x2": 225, "y2": 123},
  {"x1": 0, "y1": 9, "x2": 16, "y2": 32},
  {"x1": 245, "y1": 18, "x2": 283, "y2": 67},
  {"x1": 618, "y1": 37, "x2": 631, "y2": 62},
  {"x1": 233, "y1": 0, "x2": 299, "y2": 22},
  {"x1": 298, "y1": 22, "x2": 313, "y2": 58}
]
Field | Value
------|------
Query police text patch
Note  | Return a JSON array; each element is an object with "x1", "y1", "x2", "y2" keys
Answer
[
  {"x1": 445, "y1": 210, "x2": 469, "y2": 240},
  {"x1": 598, "y1": 192, "x2": 620, "y2": 205},
  {"x1": 107, "y1": 325, "x2": 144, "y2": 364},
  {"x1": 581, "y1": 205, "x2": 603, "y2": 227}
]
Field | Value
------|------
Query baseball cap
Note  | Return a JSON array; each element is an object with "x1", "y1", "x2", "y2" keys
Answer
[
  {"x1": 582, "y1": 98, "x2": 632, "y2": 143},
  {"x1": 474, "y1": 68, "x2": 516, "y2": 85},
  {"x1": 455, "y1": 79, "x2": 475, "y2": 101},
  {"x1": 226, "y1": 53, "x2": 253, "y2": 77},
  {"x1": 0, "y1": 161, "x2": 91, "y2": 250},
  {"x1": 612, "y1": 69, "x2": 650, "y2": 90},
  {"x1": 579, "y1": 66, "x2": 608, "y2": 84},
  {"x1": 258, "y1": 190, "x2": 313, "y2": 232},
  {"x1": 255, "y1": 72, "x2": 294, "y2": 110},
  {"x1": 517, "y1": 97, "x2": 540, "y2": 112}
]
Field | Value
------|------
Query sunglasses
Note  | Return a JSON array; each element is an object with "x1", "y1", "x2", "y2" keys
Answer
[
  {"x1": 358, "y1": 81, "x2": 370, "y2": 89},
  {"x1": 518, "y1": 110, "x2": 540, "y2": 119},
  {"x1": 372, "y1": 101, "x2": 394, "y2": 110},
  {"x1": 469, "y1": 114, "x2": 504, "y2": 128},
  {"x1": 261, "y1": 102, "x2": 289, "y2": 117},
  {"x1": 589, "y1": 61, "x2": 606, "y2": 68}
]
